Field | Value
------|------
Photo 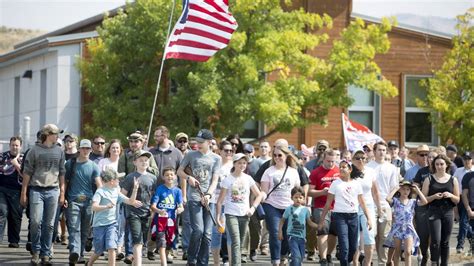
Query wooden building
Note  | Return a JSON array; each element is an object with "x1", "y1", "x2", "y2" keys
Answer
[{"x1": 0, "y1": 0, "x2": 452, "y2": 151}]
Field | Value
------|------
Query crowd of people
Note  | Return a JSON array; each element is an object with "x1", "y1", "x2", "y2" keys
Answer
[{"x1": 0, "y1": 123, "x2": 473, "y2": 266}]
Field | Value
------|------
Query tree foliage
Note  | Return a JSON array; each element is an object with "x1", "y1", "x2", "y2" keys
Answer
[
  {"x1": 418, "y1": 8, "x2": 474, "y2": 149},
  {"x1": 79, "y1": 0, "x2": 398, "y2": 140}
]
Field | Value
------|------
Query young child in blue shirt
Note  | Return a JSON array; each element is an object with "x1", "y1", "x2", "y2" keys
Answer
[
  {"x1": 150, "y1": 166, "x2": 184, "y2": 266},
  {"x1": 278, "y1": 186, "x2": 318, "y2": 266},
  {"x1": 86, "y1": 169, "x2": 141, "y2": 266}
]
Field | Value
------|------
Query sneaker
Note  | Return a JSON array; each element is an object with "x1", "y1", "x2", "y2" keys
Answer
[
  {"x1": 31, "y1": 253, "x2": 40, "y2": 265},
  {"x1": 358, "y1": 253, "x2": 365, "y2": 264},
  {"x1": 8, "y1": 243, "x2": 19, "y2": 248},
  {"x1": 335, "y1": 245, "x2": 340, "y2": 260},
  {"x1": 69, "y1": 252, "x2": 79, "y2": 264},
  {"x1": 250, "y1": 250, "x2": 257, "y2": 262},
  {"x1": 41, "y1": 256, "x2": 52, "y2": 266},
  {"x1": 116, "y1": 252, "x2": 125, "y2": 261},
  {"x1": 260, "y1": 247, "x2": 269, "y2": 256},
  {"x1": 77, "y1": 256, "x2": 86, "y2": 264},
  {"x1": 241, "y1": 254, "x2": 248, "y2": 263},
  {"x1": 26, "y1": 242, "x2": 32, "y2": 252},
  {"x1": 307, "y1": 251, "x2": 315, "y2": 261},
  {"x1": 457, "y1": 248, "x2": 463, "y2": 254},
  {"x1": 61, "y1": 235, "x2": 68, "y2": 245},
  {"x1": 320, "y1": 258, "x2": 328, "y2": 266},
  {"x1": 167, "y1": 253, "x2": 173, "y2": 264},
  {"x1": 54, "y1": 235, "x2": 61, "y2": 243},
  {"x1": 147, "y1": 251, "x2": 155, "y2": 260},
  {"x1": 85, "y1": 237, "x2": 93, "y2": 252},
  {"x1": 124, "y1": 255, "x2": 134, "y2": 264},
  {"x1": 280, "y1": 257, "x2": 288, "y2": 266},
  {"x1": 326, "y1": 254, "x2": 332, "y2": 264},
  {"x1": 182, "y1": 251, "x2": 188, "y2": 260}
]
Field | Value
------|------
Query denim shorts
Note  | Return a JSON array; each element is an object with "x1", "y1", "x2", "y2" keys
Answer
[{"x1": 93, "y1": 223, "x2": 118, "y2": 254}]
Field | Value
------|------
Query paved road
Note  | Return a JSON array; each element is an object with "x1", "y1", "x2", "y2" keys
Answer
[{"x1": 0, "y1": 213, "x2": 472, "y2": 265}]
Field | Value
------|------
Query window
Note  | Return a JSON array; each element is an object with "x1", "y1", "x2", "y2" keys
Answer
[
  {"x1": 348, "y1": 85, "x2": 380, "y2": 134},
  {"x1": 404, "y1": 75, "x2": 435, "y2": 144},
  {"x1": 241, "y1": 120, "x2": 264, "y2": 141}
]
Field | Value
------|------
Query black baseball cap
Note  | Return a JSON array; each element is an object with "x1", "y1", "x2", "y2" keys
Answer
[{"x1": 196, "y1": 129, "x2": 213, "y2": 143}]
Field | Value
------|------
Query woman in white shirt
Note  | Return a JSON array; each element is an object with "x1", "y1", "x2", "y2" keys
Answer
[
  {"x1": 319, "y1": 160, "x2": 372, "y2": 266},
  {"x1": 216, "y1": 153, "x2": 264, "y2": 265},
  {"x1": 351, "y1": 150, "x2": 382, "y2": 266},
  {"x1": 97, "y1": 139, "x2": 122, "y2": 172},
  {"x1": 260, "y1": 145, "x2": 301, "y2": 266}
]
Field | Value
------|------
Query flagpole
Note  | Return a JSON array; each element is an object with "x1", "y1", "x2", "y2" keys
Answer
[
  {"x1": 341, "y1": 113, "x2": 349, "y2": 151},
  {"x1": 146, "y1": 0, "x2": 177, "y2": 147}
]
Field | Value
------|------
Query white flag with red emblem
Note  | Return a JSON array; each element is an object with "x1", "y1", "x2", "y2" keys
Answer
[{"x1": 342, "y1": 113, "x2": 384, "y2": 151}]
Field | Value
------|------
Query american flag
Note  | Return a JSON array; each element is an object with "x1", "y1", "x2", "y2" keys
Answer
[{"x1": 164, "y1": 0, "x2": 238, "y2": 62}]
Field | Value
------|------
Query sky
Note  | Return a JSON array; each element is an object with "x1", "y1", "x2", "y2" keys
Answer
[{"x1": 0, "y1": 0, "x2": 472, "y2": 32}]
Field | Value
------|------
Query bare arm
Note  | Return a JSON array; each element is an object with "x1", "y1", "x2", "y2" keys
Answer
[
  {"x1": 413, "y1": 185, "x2": 428, "y2": 206},
  {"x1": 92, "y1": 200, "x2": 114, "y2": 212},
  {"x1": 371, "y1": 179, "x2": 383, "y2": 217},
  {"x1": 177, "y1": 167, "x2": 187, "y2": 203},
  {"x1": 20, "y1": 174, "x2": 31, "y2": 207},
  {"x1": 449, "y1": 178, "x2": 461, "y2": 204},
  {"x1": 278, "y1": 217, "x2": 286, "y2": 240},
  {"x1": 94, "y1": 177, "x2": 102, "y2": 189},
  {"x1": 386, "y1": 186, "x2": 400, "y2": 206},
  {"x1": 358, "y1": 194, "x2": 372, "y2": 230},
  {"x1": 308, "y1": 184, "x2": 329, "y2": 198},
  {"x1": 318, "y1": 193, "x2": 334, "y2": 228}
]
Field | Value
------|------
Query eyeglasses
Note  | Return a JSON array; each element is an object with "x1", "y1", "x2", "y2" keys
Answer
[
  {"x1": 273, "y1": 153, "x2": 284, "y2": 158},
  {"x1": 177, "y1": 139, "x2": 188, "y2": 143},
  {"x1": 260, "y1": 146, "x2": 268, "y2": 149},
  {"x1": 418, "y1": 153, "x2": 428, "y2": 157},
  {"x1": 94, "y1": 142, "x2": 105, "y2": 145},
  {"x1": 354, "y1": 157, "x2": 367, "y2": 161},
  {"x1": 223, "y1": 149, "x2": 233, "y2": 153},
  {"x1": 231, "y1": 142, "x2": 239, "y2": 146}
]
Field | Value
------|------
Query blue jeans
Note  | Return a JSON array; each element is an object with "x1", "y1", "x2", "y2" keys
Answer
[
  {"x1": 332, "y1": 212, "x2": 359, "y2": 266},
  {"x1": 457, "y1": 202, "x2": 472, "y2": 249},
  {"x1": 0, "y1": 187, "x2": 23, "y2": 244},
  {"x1": 288, "y1": 236, "x2": 305, "y2": 266},
  {"x1": 181, "y1": 204, "x2": 191, "y2": 252},
  {"x1": 262, "y1": 203, "x2": 288, "y2": 264},
  {"x1": 29, "y1": 186, "x2": 60, "y2": 257},
  {"x1": 66, "y1": 200, "x2": 92, "y2": 257},
  {"x1": 187, "y1": 200, "x2": 213, "y2": 266}
]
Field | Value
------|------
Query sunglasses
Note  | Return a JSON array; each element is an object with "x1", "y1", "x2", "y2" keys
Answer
[
  {"x1": 94, "y1": 142, "x2": 105, "y2": 145},
  {"x1": 273, "y1": 153, "x2": 284, "y2": 158},
  {"x1": 177, "y1": 139, "x2": 188, "y2": 143},
  {"x1": 354, "y1": 157, "x2": 367, "y2": 161},
  {"x1": 223, "y1": 149, "x2": 233, "y2": 153},
  {"x1": 231, "y1": 143, "x2": 239, "y2": 146},
  {"x1": 129, "y1": 140, "x2": 140, "y2": 143},
  {"x1": 418, "y1": 153, "x2": 428, "y2": 157},
  {"x1": 318, "y1": 148, "x2": 326, "y2": 151}
]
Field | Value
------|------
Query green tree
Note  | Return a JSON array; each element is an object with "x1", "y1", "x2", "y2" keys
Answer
[
  {"x1": 418, "y1": 9, "x2": 474, "y2": 149},
  {"x1": 79, "y1": 0, "x2": 398, "y2": 140}
]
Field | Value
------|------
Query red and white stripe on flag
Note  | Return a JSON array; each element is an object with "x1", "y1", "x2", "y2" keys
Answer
[
  {"x1": 342, "y1": 113, "x2": 384, "y2": 151},
  {"x1": 164, "y1": 0, "x2": 238, "y2": 62}
]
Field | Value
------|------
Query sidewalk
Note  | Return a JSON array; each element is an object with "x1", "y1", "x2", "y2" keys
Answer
[{"x1": 0, "y1": 213, "x2": 472, "y2": 265}]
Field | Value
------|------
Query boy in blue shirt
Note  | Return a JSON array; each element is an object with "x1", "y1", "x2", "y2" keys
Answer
[
  {"x1": 86, "y1": 169, "x2": 141, "y2": 266},
  {"x1": 150, "y1": 166, "x2": 184, "y2": 265},
  {"x1": 278, "y1": 186, "x2": 318, "y2": 266}
]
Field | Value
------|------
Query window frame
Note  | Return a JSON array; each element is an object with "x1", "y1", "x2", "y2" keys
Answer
[
  {"x1": 347, "y1": 85, "x2": 381, "y2": 135},
  {"x1": 403, "y1": 74, "x2": 438, "y2": 146}
]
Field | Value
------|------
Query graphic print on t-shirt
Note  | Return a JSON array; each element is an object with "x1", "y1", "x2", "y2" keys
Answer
[
  {"x1": 230, "y1": 178, "x2": 247, "y2": 203},
  {"x1": 290, "y1": 212, "x2": 304, "y2": 236},
  {"x1": 343, "y1": 185, "x2": 355, "y2": 209},
  {"x1": 272, "y1": 174, "x2": 291, "y2": 191}
]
